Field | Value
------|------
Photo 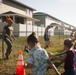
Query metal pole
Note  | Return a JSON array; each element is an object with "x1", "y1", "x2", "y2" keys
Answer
[
  {"x1": 59, "y1": 30, "x2": 60, "y2": 41},
  {"x1": 26, "y1": 23, "x2": 27, "y2": 36},
  {"x1": 37, "y1": 26, "x2": 38, "y2": 35},
  {"x1": 2, "y1": 34, "x2": 4, "y2": 59}
]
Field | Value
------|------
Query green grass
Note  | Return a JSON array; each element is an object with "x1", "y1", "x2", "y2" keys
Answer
[{"x1": 0, "y1": 36, "x2": 65, "y2": 75}]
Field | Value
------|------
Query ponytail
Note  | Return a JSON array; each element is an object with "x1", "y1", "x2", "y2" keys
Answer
[{"x1": 27, "y1": 32, "x2": 39, "y2": 44}]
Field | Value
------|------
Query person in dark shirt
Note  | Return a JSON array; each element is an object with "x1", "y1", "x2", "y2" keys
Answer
[
  {"x1": 3, "y1": 17, "x2": 15, "y2": 60},
  {"x1": 48, "y1": 39, "x2": 76, "y2": 75},
  {"x1": 44, "y1": 25, "x2": 54, "y2": 49},
  {"x1": 44, "y1": 26, "x2": 50, "y2": 49}
]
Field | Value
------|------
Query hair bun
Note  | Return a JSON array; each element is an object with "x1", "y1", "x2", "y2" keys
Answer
[
  {"x1": 32, "y1": 32, "x2": 37, "y2": 35},
  {"x1": 27, "y1": 32, "x2": 39, "y2": 43}
]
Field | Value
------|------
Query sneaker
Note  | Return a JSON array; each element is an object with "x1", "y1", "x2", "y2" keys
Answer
[{"x1": 5, "y1": 53, "x2": 9, "y2": 60}]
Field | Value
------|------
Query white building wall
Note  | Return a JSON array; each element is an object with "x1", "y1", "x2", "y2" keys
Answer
[
  {"x1": 49, "y1": 28, "x2": 54, "y2": 36},
  {"x1": 0, "y1": 4, "x2": 32, "y2": 17},
  {"x1": 63, "y1": 23, "x2": 71, "y2": 35},
  {"x1": 26, "y1": 24, "x2": 32, "y2": 36},
  {"x1": 0, "y1": 22, "x2": 6, "y2": 32},
  {"x1": 45, "y1": 16, "x2": 61, "y2": 27},
  {"x1": 13, "y1": 23, "x2": 20, "y2": 36},
  {"x1": 27, "y1": 21, "x2": 32, "y2": 25},
  {"x1": 0, "y1": 22, "x2": 61, "y2": 36},
  {"x1": 33, "y1": 25, "x2": 37, "y2": 32},
  {"x1": 19, "y1": 24, "x2": 26, "y2": 36},
  {"x1": 25, "y1": 8, "x2": 32, "y2": 17},
  {"x1": 37, "y1": 26, "x2": 41, "y2": 36}
]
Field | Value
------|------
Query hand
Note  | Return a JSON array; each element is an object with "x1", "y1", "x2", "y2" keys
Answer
[
  {"x1": 48, "y1": 52, "x2": 53, "y2": 57},
  {"x1": 9, "y1": 36, "x2": 12, "y2": 41}
]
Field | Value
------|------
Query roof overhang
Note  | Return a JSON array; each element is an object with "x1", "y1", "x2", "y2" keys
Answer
[
  {"x1": 0, "y1": 11, "x2": 39, "y2": 22},
  {"x1": 6, "y1": 0, "x2": 36, "y2": 11}
]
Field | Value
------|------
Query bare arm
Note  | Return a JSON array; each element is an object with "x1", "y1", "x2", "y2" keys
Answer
[
  {"x1": 48, "y1": 52, "x2": 66, "y2": 61},
  {"x1": 65, "y1": 27, "x2": 76, "y2": 31},
  {"x1": 11, "y1": 33, "x2": 15, "y2": 40},
  {"x1": 47, "y1": 59, "x2": 61, "y2": 75}
]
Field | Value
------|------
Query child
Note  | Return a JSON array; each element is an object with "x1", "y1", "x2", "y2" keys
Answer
[
  {"x1": 44, "y1": 26, "x2": 51, "y2": 49},
  {"x1": 24, "y1": 32, "x2": 61, "y2": 75},
  {"x1": 48, "y1": 39, "x2": 76, "y2": 75},
  {"x1": 24, "y1": 32, "x2": 40, "y2": 53}
]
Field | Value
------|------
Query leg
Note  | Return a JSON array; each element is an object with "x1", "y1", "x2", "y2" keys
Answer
[
  {"x1": 44, "y1": 40, "x2": 50, "y2": 49},
  {"x1": 4, "y1": 39, "x2": 12, "y2": 59},
  {"x1": 44, "y1": 34, "x2": 50, "y2": 49},
  {"x1": 47, "y1": 40, "x2": 50, "y2": 46},
  {"x1": 44, "y1": 41, "x2": 48, "y2": 49}
]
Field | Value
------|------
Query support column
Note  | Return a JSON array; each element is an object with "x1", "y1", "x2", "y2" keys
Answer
[{"x1": 13, "y1": 16, "x2": 15, "y2": 23}]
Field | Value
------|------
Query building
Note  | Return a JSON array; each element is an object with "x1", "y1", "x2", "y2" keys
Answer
[
  {"x1": 0, "y1": 0, "x2": 38, "y2": 24},
  {"x1": 0, "y1": 0, "x2": 40, "y2": 36},
  {"x1": 33, "y1": 12, "x2": 75, "y2": 35},
  {"x1": 0, "y1": 0, "x2": 75, "y2": 36}
]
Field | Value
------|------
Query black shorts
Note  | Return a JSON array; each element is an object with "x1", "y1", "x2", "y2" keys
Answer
[{"x1": 44, "y1": 34, "x2": 50, "y2": 41}]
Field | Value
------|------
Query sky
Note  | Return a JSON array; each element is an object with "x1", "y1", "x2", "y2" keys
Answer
[{"x1": 18, "y1": 0, "x2": 76, "y2": 27}]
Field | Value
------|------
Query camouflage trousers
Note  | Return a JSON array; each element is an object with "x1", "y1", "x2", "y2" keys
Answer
[{"x1": 4, "y1": 38, "x2": 12, "y2": 59}]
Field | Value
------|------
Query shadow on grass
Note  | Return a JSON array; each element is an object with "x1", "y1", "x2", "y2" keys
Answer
[
  {"x1": 0, "y1": 72, "x2": 31, "y2": 75},
  {"x1": 0, "y1": 35, "x2": 3, "y2": 39},
  {"x1": 56, "y1": 49, "x2": 65, "y2": 54},
  {"x1": 50, "y1": 58, "x2": 63, "y2": 68},
  {"x1": 0, "y1": 73, "x2": 15, "y2": 75},
  {"x1": 54, "y1": 61, "x2": 63, "y2": 67},
  {"x1": 50, "y1": 50, "x2": 64, "y2": 68},
  {"x1": 0, "y1": 58, "x2": 4, "y2": 61}
]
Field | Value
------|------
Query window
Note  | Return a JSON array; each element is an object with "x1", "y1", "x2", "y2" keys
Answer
[
  {"x1": 25, "y1": 8, "x2": 27, "y2": 14},
  {"x1": 2, "y1": 16, "x2": 6, "y2": 22},
  {"x1": 15, "y1": 16, "x2": 24, "y2": 24}
]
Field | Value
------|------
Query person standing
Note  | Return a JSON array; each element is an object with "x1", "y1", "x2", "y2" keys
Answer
[
  {"x1": 44, "y1": 25, "x2": 53, "y2": 49},
  {"x1": 24, "y1": 32, "x2": 61, "y2": 75},
  {"x1": 3, "y1": 16, "x2": 15, "y2": 60},
  {"x1": 48, "y1": 39, "x2": 76, "y2": 75}
]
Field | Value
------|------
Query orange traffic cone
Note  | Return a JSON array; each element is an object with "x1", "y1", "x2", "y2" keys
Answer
[{"x1": 15, "y1": 50, "x2": 26, "y2": 75}]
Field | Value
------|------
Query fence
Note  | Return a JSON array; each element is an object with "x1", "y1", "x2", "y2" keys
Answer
[
  {"x1": 0, "y1": 22, "x2": 46, "y2": 36},
  {"x1": 0, "y1": 22, "x2": 72, "y2": 36},
  {"x1": 0, "y1": 22, "x2": 72, "y2": 58}
]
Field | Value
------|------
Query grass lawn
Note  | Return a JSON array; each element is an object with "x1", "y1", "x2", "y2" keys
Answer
[{"x1": 0, "y1": 36, "x2": 66, "y2": 75}]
